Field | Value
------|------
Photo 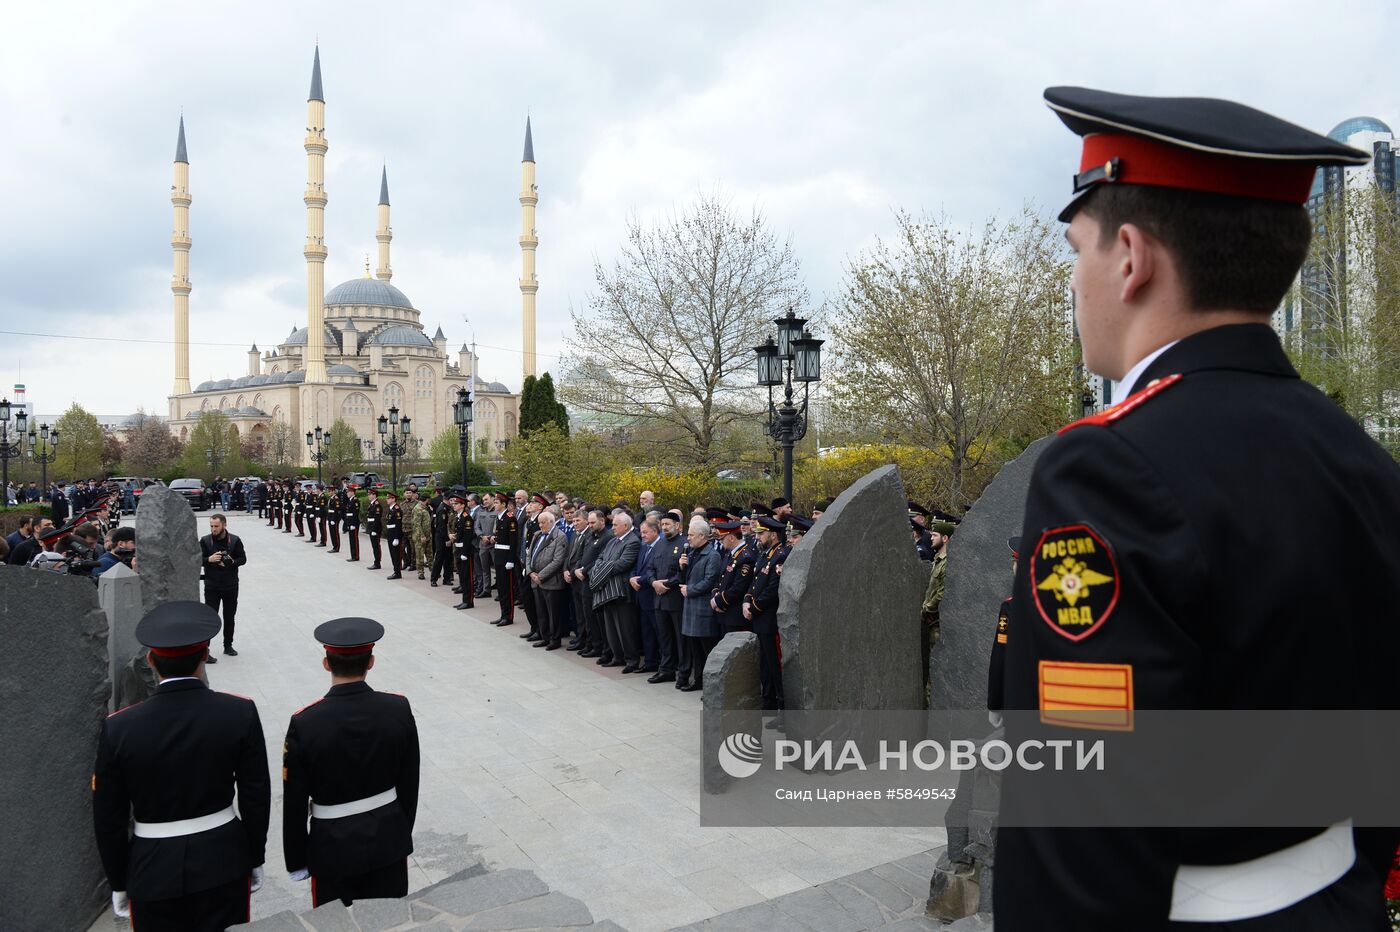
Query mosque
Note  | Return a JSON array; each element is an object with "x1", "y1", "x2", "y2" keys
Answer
[{"x1": 166, "y1": 48, "x2": 537, "y2": 466}]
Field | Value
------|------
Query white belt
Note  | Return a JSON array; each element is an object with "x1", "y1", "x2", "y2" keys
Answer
[
  {"x1": 494, "y1": 544, "x2": 511, "y2": 550},
  {"x1": 1169, "y1": 819, "x2": 1354, "y2": 922},
  {"x1": 133, "y1": 805, "x2": 236, "y2": 839},
  {"x1": 455, "y1": 543, "x2": 465, "y2": 548},
  {"x1": 310, "y1": 787, "x2": 397, "y2": 820}
]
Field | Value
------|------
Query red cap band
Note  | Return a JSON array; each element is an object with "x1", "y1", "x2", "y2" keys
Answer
[
  {"x1": 325, "y1": 644, "x2": 374, "y2": 655},
  {"x1": 1080, "y1": 133, "x2": 1317, "y2": 204},
  {"x1": 149, "y1": 641, "x2": 210, "y2": 658}
]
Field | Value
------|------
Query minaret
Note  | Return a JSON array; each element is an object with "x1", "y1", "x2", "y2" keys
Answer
[
  {"x1": 303, "y1": 46, "x2": 329, "y2": 384},
  {"x1": 375, "y1": 165, "x2": 393, "y2": 281},
  {"x1": 519, "y1": 116, "x2": 539, "y2": 380},
  {"x1": 171, "y1": 115, "x2": 192, "y2": 395}
]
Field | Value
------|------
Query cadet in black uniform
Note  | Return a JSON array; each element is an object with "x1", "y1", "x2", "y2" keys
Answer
[
  {"x1": 364, "y1": 488, "x2": 383, "y2": 569},
  {"x1": 996, "y1": 87, "x2": 1400, "y2": 930},
  {"x1": 709, "y1": 519, "x2": 754, "y2": 631},
  {"x1": 282, "y1": 617, "x2": 420, "y2": 907},
  {"x1": 92, "y1": 601, "x2": 271, "y2": 932},
  {"x1": 491, "y1": 491, "x2": 519, "y2": 625},
  {"x1": 986, "y1": 537, "x2": 1016, "y2": 730},
  {"x1": 316, "y1": 485, "x2": 330, "y2": 548},
  {"x1": 449, "y1": 490, "x2": 476, "y2": 610},
  {"x1": 343, "y1": 481, "x2": 361, "y2": 562},
  {"x1": 383, "y1": 490, "x2": 404, "y2": 579},
  {"x1": 325, "y1": 485, "x2": 341, "y2": 553},
  {"x1": 743, "y1": 515, "x2": 788, "y2": 718}
]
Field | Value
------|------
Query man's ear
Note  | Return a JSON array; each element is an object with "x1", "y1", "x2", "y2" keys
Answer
[
  {"x1": 1116, "y1": 222, "x2": 1157, "y2": 304},
  {"x1": 367, "y1": 655, "x2": 376, "y2": 672},
  {"x1": 322, "y1": 657, "x2": 331, "y2": 673}
]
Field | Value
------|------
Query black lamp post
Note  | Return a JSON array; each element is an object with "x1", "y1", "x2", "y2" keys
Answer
[
  {"x1": 377, "y1": 405, "x2": 412, "y2": 494},
  {"x1": 452, "y1": 387, "x2": 474, "y2": 485},
  {"x1": 306, "y1": 426, "x2": 331, "y2": 486},
  {"x1": 27, "y1": 423, "x2": 58, "y2": 491},
  {"x1": 754, "y1": 308, "x2": 823, "y2": 507},
  {"x1": 0, "y1": 398, "x2": 29, "y2": 499}
]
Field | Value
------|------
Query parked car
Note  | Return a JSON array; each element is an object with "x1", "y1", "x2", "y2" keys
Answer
[
  {"x1": 168, "y1": 478, "x2": 213, "y2": 510},
  {"x1": 346, "y1": 471, "x2": 383, "y2": 490},
  {"x1": 297, "y1": 479, "x2": 320, "y2": 491},
  {"x1": 403, "y1": 473, "x2": 434, "y2": 490}
]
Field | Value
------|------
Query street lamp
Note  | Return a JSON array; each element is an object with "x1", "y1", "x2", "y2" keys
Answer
[
  {"x1": 753, "y1": 309, "x2": 823, "y2": 507},
  {"x1": 306, "y1": 426, "x2": 331, "y2": 486},
  {"x1": 0, "y1": 398, "x2": 29, "y2": 498},
  {"x1": 452, "y1": 386, "x2": 474, "y2": 485},
  {"x1": 27, "y1": 423, "x2": 58, "y2": 491},
  {"x1": 377, "y1": 405, "x2": 412, "y2": 494}
]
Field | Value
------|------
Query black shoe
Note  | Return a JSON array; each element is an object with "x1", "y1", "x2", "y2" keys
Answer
[
  {"x1": 641, "y1": 665, "x2": 659, "y2": 673},
  {"x1": 680, "y1": 682, "x2": 701, "y2": 692},
  {"x1": 621, "y1": 665, "x2": 639, "y2": 674},
  {"x1": 532, "y1": 640, "x2": 549, "y2": 648},
  {"x1": 223, "y1": 645, "x2": 238, "y2": 657},
  {"x1": 764, "y1": 716, "x2": 785, "y2": 731},
  {"x1": 387, "y1": 573, "x2": 402, "y2": 580},
  {"x1": 566, "y1": 643, "x2": 583, "y2": 652},
  {"x1": 347, "y1": 558, "x2": 358, "y2": 562},
  {"x1": 545, "y1": 642, "x2": 561, "y2": 651},
  {"x1": 368, "y1": 564, "x2": 381, "y2": 570},
  {"x1": 578, "y1": 650, "x2": 599, "y2": 658},
  {"x1": 648, "y1": 672, "x2": 676, "y2": 684},
  {"x1": 329, "y1": 548, "x2": 340, "y2": 554},
  {"x1": 496, "y1": 620, "x2": 514, "y2": 627},
  {"x1": 431, "y1": 579, "x2": 439, "y2": 587},
  {"x1": 599, "y1": 660, "x2": 621, "y2": 668},
  {"x1": 316, "y1": 543, "x2": 326, "y2": 548},
  {"x1": 522, "y1": 631, "x2": 538, "y2": 640},
  {"x1": 455, "y1": 602, "x2": 472, "y2": 610},
  {"x1": 451, "y1": 586, "x2": 463, "y2": 593},
  {"x1": 205, "y1": 654, "x2": 218, "y2": 664}
]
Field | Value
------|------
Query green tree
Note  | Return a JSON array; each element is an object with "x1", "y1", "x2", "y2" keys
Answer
[
  {"x1": 426, "y1": 427, "x2": 494, "y2": 485},
  {"x1": 497, "y1": 424, "x2": 621, "y2": 500},
  {"x1": 181, "y1": 411, "x2": 242, "y2": 479},
  {"x1": 325, "y1": 419, "x2": 362, "y2": 478},
  {"x1": 829, "y1": 208, "x2": 1077, "y2": 507},
  {"x1": 520, "y1": 372, "x2": 569, "y2": 435},
  {"x1": 54, "y1": 404, "x2": 104, "y2": 480}
]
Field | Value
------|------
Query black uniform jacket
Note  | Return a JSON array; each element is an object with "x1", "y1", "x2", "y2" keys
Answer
[
  {"x1": 987, "y1": 597, "x2": 1010, "y2": 714},
  {"x1": 997, "y1": 324, "x2": 1400, "y2": 927},
  {"x1": 343, "y1": 493, "x2": 361, "y2": 530},
  {"x1": 365, "y1": 500, "x2": 382, "y2": 535},
  {"x1": 384, "y1": 504, "x2": 403, "y2": 542},
  {"x1": 494, "y1": 510, "x2": 519, "y2": 556},
  {"x1": 282, "y1": 681, "x2": 420, "y2": 879},
  {"x1": 199, "y1": 531, "x2": 247, "y2": 589},
  {"x1": 92, "y1": 680, "x2": 271, "y2": 899},
  {"x1": 745, "y1": 543, "x2": 787, "y2": 635},
  {"x1": 713, "y1": 541, "x2": 756, "y2": 626},
  {"x1": 649, "y1": 531, "x2": 686, "y2": 612},
  {"x1": 451, "y1": 511, "x2": 476, "y2": 561}
]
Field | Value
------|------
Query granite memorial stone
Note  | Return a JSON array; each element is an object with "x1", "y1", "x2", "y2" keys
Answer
[
  {"x1": 135, "y1": 484, "x2": 201, "y2": 616},
  {"x1": 701, "y1": 631, "x2": 762, "y2": 793},
  {"x1": 98, "y1": 561, "x2": 146, "y2": 711}
]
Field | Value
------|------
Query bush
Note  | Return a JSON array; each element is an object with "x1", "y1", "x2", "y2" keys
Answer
[
  {"x1": 716, "y1": 478, "x2": 778, "y2": 508},
  {"x1": 795, "y1": 444, "x2": 947, "y2": 511},
  {"x1": 596, "y1": 467, "x2": 717, "y2": 513},
  {"x1": 437, "y1": 460, "x2": 494, "y2": 487}
]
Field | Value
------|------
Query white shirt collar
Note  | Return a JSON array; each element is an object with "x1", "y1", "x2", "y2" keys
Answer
[
  {"x1": 1117, "y1": 340, "x2": 1180, "y2": 398},
  {"x1": 159, "y1": 676, "x2": 202, "y2": 685}
]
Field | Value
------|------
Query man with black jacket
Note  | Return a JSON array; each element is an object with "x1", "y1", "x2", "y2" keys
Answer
[
  {"x1": 647, "y1": 510, "x2": 688, "y2": 684},
  {"x1": 92, "y1": 601, "x2": 271, "y2": 931},
  {"x1": 282, "y1": 617, "x2": 419, "y2": 907},
  {"x1": 429, "y1": 484, "x2": 454, "y2": 588},
  {"x1": 568, "y1": 509, "x2": 610, "y2": 657},
  {"x1": 588, "y1": 511, "x2": 642, "y2": 672},
  {"x1": 200, "y1": 514, "x2": 248, "y2": 657}
]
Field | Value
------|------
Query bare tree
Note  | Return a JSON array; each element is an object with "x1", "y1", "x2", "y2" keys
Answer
[
  {"x1": 829, "y1": 209, "x2": 1077, "y2": 508},
  {"x1": 121, "y1": 410, "x2": 180, "y2": 476},
  {"x1": 561, "y1": 193, "x2": 808, "y2": 467},
  {"x1": 266, "y1": 421, "x2": 297, "y2": 471}
]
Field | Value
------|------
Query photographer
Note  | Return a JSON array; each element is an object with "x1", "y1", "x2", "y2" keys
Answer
[
  {"x1": 61, "y1": 523, "x2": 105, "y2": 579},
  {"x1": 95, "y1": 526, "x2": 136, "y2": 576},
  {"x1": 200, "y1": 514, "x2": 247, "y2": 660}
]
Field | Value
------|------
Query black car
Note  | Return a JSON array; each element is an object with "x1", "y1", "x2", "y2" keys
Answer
[{"x1": 168, "y1": 478, "x2": 213, "y2": 510}]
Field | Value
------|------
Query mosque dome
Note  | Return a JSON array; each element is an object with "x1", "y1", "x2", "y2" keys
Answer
[
  {"x1": 370, "y1": 325, "x2": 435, "y2": 348},
  {"x1": 487, "y1": 381, "x2": 509, "y2": 393},
  {"x1": 325, "y1": 278, "x2": 414, "y2": 309},
  {"x1": 249, "y1": 374, "x2": 269, "y2": 385},
  {"x1": 1328, "y1": 116, "x2": 1392, "y2": 142},
  {"x1": 284, "y1": 370, "x2": 306, "y2": 383},
  {"x1": 283, "y1": 324, "x2": 342, "y2": 347},
  {"x1": 213, "y1": 379, "x2": 233, "y2": 390},
  {"x1": 231, "y1": 376, "x2": 252, "y2": 388},
  {"x1": 195, "y1": 380, "x2": 215, "y2": 392},
  {"x1": 237, "y1": 406, "x2": 266, "y2": 416},
  {"x1": 328, "y1": 363, "x2": 360, "y2": 376}
]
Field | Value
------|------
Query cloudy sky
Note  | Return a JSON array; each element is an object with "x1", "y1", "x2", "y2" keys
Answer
[{"x1": 1, "y1": 0, "x2": 1394, "y2": 417}]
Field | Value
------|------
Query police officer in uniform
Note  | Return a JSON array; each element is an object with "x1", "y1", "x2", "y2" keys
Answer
[
  {"x1": 316, "y1": 484, "x2": 330, "y2": 548},
  {"x1": 986, "y1": 537, "x2": 1017, "y2": 730},
  {"x1": 449, "y1": 489, "x2": 476, "y2": 610},
  {"x1": 430, "y1": 484, "x2": 454, "y2": 588},
  {"x1": 743, "y1": 515, "x2": 788, "y2": 720},
  {"x1": 343, "y1": 480, "x2": 361, "y2": 562},
  {"x1": 282, "y1": 617, "x2": 419, "y2": 907},
  {"x1": 364, "y1": 487, "x2": 383, "y2": 569},
  {"x1": 383, "y1": 490, "x2": 404, "y2": 579},
  {"x1": 996, "y1": 87, "x2": 1400, "y2": 930},
  {"x1": 92, "y1": 601, "x2": 271, "y2": 931},
  {"x1": 709, "y1": 519, "x2": 754, "y2": 631},
  {"x1": 491, "y1": 491, "x2": 519, "y2": 625}
]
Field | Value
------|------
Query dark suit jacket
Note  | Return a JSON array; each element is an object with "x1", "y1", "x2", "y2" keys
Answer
[
  {"x1": 589, "y1": 530, "x2": 639, "y2": 609},
  {"x1": 282, "y1": 681, "x2": 419, "y2": 880},
  {"x1": 92, "y1": 679, "x2": 270, "y2": 899},
  {"x1": 647, "y1": 531, "x2": 686, "y2": 611},
  {"x1": 632, "y1": 537, "x2": 660, "y2": 612}
]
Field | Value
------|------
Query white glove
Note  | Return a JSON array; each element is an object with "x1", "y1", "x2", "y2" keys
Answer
[
  {"x1": 289, "y1": 867, "x2": 310, "y2": 882},
  {"x1": 251, "y1": 864, "x2": 265, "y2": 892},
  {"x1": 392, "y1": 539, "x2": 400, "y2": 546},
  {"x1": 988, "y1": 710, "x2": 1004, "y2": 729},
  {"x1": 506, "y1": 562, "x2": 514, "y2": 569},
  {"x1": 112, "y1": 891, "x2": 130, "y2": 918}
]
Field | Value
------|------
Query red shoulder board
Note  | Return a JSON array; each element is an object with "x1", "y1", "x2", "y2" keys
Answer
[
  {"x1": 222, "y1": 691, "x2": 254, "y2": 702},
  {"x1": 1058, "y1": 373, "x2": 1184, "y2": 435},
  {"x1": 107, "y1": 702, "x2": 140, "y2": 718},
  {"x1": 293, "y1": 697, "x2": 325, "y2": 716}
]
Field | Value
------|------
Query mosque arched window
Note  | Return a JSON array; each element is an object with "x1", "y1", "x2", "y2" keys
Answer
[
  {"x1": 384, "y1": 382, "x2": 404, "y2": 412},
  {"x1": 342, "y1": 392, "x2": 373, "y2": 417},
  {"x1": 415, "y1": 366, "x2": 434, "y2": 399}
]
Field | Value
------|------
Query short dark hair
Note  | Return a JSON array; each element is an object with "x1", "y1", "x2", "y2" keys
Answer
[
  {"x1": 110, "y1": 526, "x2": 136, "y2": 544},
  {"x1": 150, "y1": 649, "x2": 204, "y2": 678},
  {"x1": 1080, "y1": 185, "x2": 1311, "y2": 313},
  {"x1": 16, "y1": 515, "x2": 33, "y2": 530},
  {"x1": 326, "y1": 652, "x2": 372, "y2": 678},
  {"x1": 210, "y1": 513, "x2": 226, "y2": 524}
]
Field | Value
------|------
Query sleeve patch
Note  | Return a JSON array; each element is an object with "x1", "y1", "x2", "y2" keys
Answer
[
  {"x1": 1038, "y1": 660, "x2": 1134, "y2": 731},
  {"x1": 1030, "y1": 524, "x2": 1119, "y2": 642}
]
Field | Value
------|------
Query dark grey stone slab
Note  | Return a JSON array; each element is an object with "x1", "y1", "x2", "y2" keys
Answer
[
  {"x1": 587, "y1": 922, "x2": 629, "y2": 932},
  {"x1": 303, "y1": 899, "x2": 358, "y2": 931},
  {"x1": 705, "y1": 900, "x2": 811, "y2": 932},
  {"x1": 870, "y1": 861, "x2": 933, "y2": 902},
  {"x1": 135, "y1": 484, "x2": 201, "y2": 616},
  {"x1": 779, "y1": 465, "x2": 924, "y2": 713},
  {"x1": 416, "y1": 868, "x2": 549, "y2": 917},
  {"x1": 227, "y1": 910, "x2": 310, "y2": 931},
  {"x1": 351, "y1": 896, "x2": 414, "y2": 931},
  {"x1": 843, "y1": 869, "x2": 914, "y2": 916},
  {"x1": 820, "y1": 879, "x2": 888, "y2": 930},
  {"x1": 928, "y1": 437, "x2": 1050, "y2": 722},
  {"x1": 459, "y1": 891, "x2": 592, "y2": 929},
  {"x1": 411, "y1": 901, "x2": 444, "y2": 923},
  {"x1": 97, "y1": 561, "x2": 145, "y2": 711},
  {"x1": 771, "y1": 885, "x2": 867, "y2": 932},
  {"x1": 0, "y1": 565, "x2": 110, "y2": 932},
  {"x1": 891, "y1": 850, "x2": 939, "y2": 880},
  {"x1": 876, "y1": 919, "x2": 945, "y2": 932},
  {"x1": 702, "y1": 631, "x2": 761, "y2": 794}
]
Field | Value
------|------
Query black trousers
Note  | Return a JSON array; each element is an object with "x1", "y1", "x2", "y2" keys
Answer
[
  {"x1": 686, "y1": 634, "x2": 720, "y2": 686},
  {"x1": 655, "y1": 606, "x2": 686, "y2": 676},
  {"x1": 318, "y1": 518, "x2": 328, "y2": 545},
  {"x1": 204, "y1": 586, "x2": 238, "y2": 647},
  {"x1": 328, "y1": 521, "x2": 340, "y2": 551},
  {"x1": 535, "y1": 586, "x2": 566, "y2": 645},
  {"x1": 131, "y1": 875, "x2": 249, "y2": 932},
  {"x1": 311, "y1": 858, "x2": 407, "y2": 908},
  {"x1": 387, "y1": 531, "x2": 403, "y2": 575},
  {"x1": 570, "y1": 580, "x2": 592, "y2": 645},
  {"x1": 757, "y1": 629, "x2": 784, "y2": 710},
  {"x1": 494, "y1": 550, "x2": 515, "y2": 620},
  {"x1": 295, "y1": 512, "x2": 304, "y2": 536},
  {"x1": 455, "y1": 551, "x2": 473, "y2": 605},
  {"x1": 602, "y1": 598, "x2": 642, "y2": 667},
  {"x1": 520, "y1": 569, "x2": 538, "y2": 633},
  {"x1": 432, "y1": 540, "x2": 454, "y2": 584},
  {"x1": 368, "y1": 532, "x2": 381, "y2": 566},
  {"x1": 347, "y1": 528, "x2": 360, "y2": 560}
]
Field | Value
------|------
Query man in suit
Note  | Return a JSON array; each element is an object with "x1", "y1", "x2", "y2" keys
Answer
[
  {"x1": 646, "y1": 510, "x2": 688, "y2": 685},
  {"x1": 588, "y1": 511, "x2": 643, "y2": 672},
  {"x1": 282, "y1": 617, "x2": 419, "y2": 907},
  {"x1": 527, "y1": 509, "x2": 570, "y2": 649},
  {"x1": 630, "y1": 514, "x2": 663, "y2": 674},
  {"x1": 518, "y1": 494, "x2": 546, "y2": 641},
  {"x1": 471, "y1": 493, "x2": 496, "y2": 600},
  {"x1": 92, "y1": 601, "x2": 271, "y2": 931},
  {"x1": 571, "y1": 509, "x2": 611, "y2": 658}
]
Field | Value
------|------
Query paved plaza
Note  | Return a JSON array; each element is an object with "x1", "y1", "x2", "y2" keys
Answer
[{"x1": 86, "y1": 513, "x2": 942, "y2": 931}]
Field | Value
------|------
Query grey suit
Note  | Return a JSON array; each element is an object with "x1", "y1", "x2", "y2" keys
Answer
[
  {"x1": 473, "y1": 506, "x2": 497, "y2": 597},
  {"x1": 589, "y1": 529, "x2": 642, "y2": 668},
  {"x1": 528, "y1": 526, "x2": 570, "y2": 646}
]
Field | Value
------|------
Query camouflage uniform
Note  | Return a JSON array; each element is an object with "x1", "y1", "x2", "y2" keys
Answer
[{"x1": 410, "y1": 498, "x2": 433, "y2": 580}]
